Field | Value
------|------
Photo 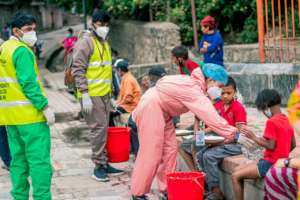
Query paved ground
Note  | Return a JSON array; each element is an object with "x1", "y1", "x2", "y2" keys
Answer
[{"x1": 0, "y1": 71, "x2": 299, "y2": 200}]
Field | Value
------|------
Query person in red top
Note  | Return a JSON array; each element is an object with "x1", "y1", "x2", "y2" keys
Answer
[
  {"x1": 62, "y1": 28, "x2": 78, "y2": 64},
  {"x1": 232, "y1": 89, "x2": 296, "y2": 200},
  {"x1": 196, "y1": 77, "x2": 248, "y2": 200},
  {"x1": 214, "y1": 83, "x2": 247, "y2": 127},
  {"x1": 171, "y1": 45, "x2": 199, "y2": 75}
]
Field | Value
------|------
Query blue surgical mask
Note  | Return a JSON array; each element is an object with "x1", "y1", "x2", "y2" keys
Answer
[
  {"x1": 264, "y1": 109, "x2": 272, "y2": 118},
  {"x1": 149, "y1": 80, "x2": 157, "y2": 87}
]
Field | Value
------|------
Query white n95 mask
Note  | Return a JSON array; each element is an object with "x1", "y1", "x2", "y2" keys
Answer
[
  {"x1": 21, "y1": 31, "x2": 37, "y2": 47},
  {"x1": 96, "y1": 27, "x2": 109, "y2": 40},
  {"x1": 207, "y1": 86, "x2": 222, "y2": 100}
]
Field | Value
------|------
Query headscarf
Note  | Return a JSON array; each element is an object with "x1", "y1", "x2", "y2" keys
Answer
[{"x1": 201, "y1": 16, "x2": 216, "y2": 29}]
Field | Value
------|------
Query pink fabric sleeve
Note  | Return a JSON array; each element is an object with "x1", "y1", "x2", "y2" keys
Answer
[{"x1": 182, "y1": 92, "x2": 237, "y2": 141}]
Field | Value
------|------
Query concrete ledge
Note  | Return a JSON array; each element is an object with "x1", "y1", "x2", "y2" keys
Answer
[
  {"x1": 176, "y1": 153, "x2": 265, "y2": 200},
  {"x1": 220, "y1": 155, "x2": 264, "y2": 200}
]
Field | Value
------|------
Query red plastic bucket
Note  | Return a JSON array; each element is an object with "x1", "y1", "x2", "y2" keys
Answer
[
  {"x1": 106, "y1": 127, "x2": 131, "y2": 163},
  {"x1": 167, "y1": 172, "x2": 205, "y2": 200}
]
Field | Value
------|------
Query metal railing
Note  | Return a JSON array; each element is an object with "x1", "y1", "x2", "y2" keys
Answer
[{"x1": 257, "y1": 0, "x2": 300, "y2": 63}]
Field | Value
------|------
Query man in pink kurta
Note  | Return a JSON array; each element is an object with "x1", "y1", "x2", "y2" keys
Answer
[{"x1": 131, "y1": 64, "x2": 238, "y2": 200}]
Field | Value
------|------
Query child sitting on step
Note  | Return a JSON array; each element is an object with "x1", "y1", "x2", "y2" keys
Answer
[
  {"x1": 180, "y1": 77, "x2": 248, "y2": 200},
  {"x1": 231, "y1": 89, "x2": 296, "y2": 200}
]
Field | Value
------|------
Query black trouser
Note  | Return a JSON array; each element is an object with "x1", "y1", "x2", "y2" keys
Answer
[
  {"x1": 0, "y1": 126, "x2": 11, "y2": 167},
  {"x1": 128, "y1": 115, "x2": 139, "y2": 155}
]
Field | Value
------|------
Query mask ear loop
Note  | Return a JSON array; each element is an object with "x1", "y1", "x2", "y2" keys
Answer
[{"x1": 16, "y1": 28, "x2": 24, "y2": 40}]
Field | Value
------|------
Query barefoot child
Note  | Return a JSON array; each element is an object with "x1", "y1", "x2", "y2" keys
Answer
[{"x1": 231, "y1": 89, "x2": 296, "y2": 200}]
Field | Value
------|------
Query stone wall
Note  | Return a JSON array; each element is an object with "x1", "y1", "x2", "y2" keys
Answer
[
  {"x1": 108, "y1": 20, "x2": 181, "y2": 64},
  {"x1": 224, "y1": 44, "x2": 260, "y2": 63},
  {"x1": 223, "y1": 43, "x2": 300, "y2": 63},
  {"x1": 0, "y1": 4, "x2": 43, "y2": 32},
  {"x1": 39, "y1": 5, "x2": 63, "y2": 30},
  {"x1": 227, "y1": 63, "x2": 300, "y2": 105},
  {"x1": 0, "y1": 3, "x2": 75, "y2": 34},
  {"x1": 128, "y1": 62, "x2": 300, "y2": 105}
]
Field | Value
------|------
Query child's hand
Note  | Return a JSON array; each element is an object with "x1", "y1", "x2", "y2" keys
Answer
[
  {"x1": 240, "y1": 125, "x2": 256, "y2": 140},
  {"x1": 203, "y1": 41, "x2": 210, "y2": 48},
  {"x1": 199, "y1": 48, "x2": 207, "y2": 54}
]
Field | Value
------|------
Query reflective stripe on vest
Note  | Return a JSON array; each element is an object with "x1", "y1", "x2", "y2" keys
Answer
[
  {"x1": 77, "y1": 37, "x2": 112, "y2": 98},
  {"x1": 0, "y1": 100, "x2": 31, "y2": 107},
  {"x1": 89, "y1": 61, "x2": 112, "y2": 68},
  {"x1": 87, "y1": 79, "x2": 111, "y2": 84},
  {"x1": 0, "y1": 39, "x2": 46, "y2": 125},
  {"x1": 0, "y1": 77, "x2": 18, "y2": 83}
]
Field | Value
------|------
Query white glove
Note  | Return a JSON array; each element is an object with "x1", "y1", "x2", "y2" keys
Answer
[
  {"x1": 237, "y1": 133, "x2": 256, "y2": 149},
  {"x1": 43, "y1": 107, "x2": 55, "y2": 125},
  {"x1": 82, "y1": 93, "x2": 93, "y2": 114},
  {"x1": 110, "y1": 98, "x2": 117, "y2": 110}
]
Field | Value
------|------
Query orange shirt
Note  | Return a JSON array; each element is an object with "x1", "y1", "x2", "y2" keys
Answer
[{"x1": 117, "y1": 72, "x2": 141, "y2": 113}]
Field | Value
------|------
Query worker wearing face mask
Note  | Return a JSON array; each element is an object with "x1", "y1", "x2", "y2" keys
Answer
[
  {"x1": 72, "y1": 10, "x2": 123, "y2": 182},
  {"x1": 130, "y1": 64, "x2": 252, "y2": 200},
  {"x1": 0, "y1": 13, "x2": 55, "y2": 200}
]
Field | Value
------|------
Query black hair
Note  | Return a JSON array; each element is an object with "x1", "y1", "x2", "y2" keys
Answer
[
  {"x1": 116, "y1": 60, "x2": 129, "y2": 72},
  {"x1": 9, "y1": 13, "x2": 36, "y2": 29},
  {"x1": 92, "y1": 10, "x2": 111, "y2": 23},
  {"x1": 67, "y1": 28, "x2": 74, "y2": 34},
  {"x1": 148, "y1": 66, "x2": 167, "y2": 77},
  {"x1": 255, "y1": 89, "x2": 281, "y2": 111},
  {"x1": 171, "y1": 46, "x2": 189, "y2": 60},
  {"x1": 121, "y1": 68, "x2": 129, "y2": 72},
  {"x1": 225, "y1": 76, "x2": 237, "y2": 91}
]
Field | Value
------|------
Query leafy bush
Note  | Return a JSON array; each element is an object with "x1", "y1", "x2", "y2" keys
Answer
[
  {"x1": 50, "y1": 0, "x2": 259, "y2": 44},
  {"x1": 102, "y1": 0, "x2": 259, "y2": 44}
]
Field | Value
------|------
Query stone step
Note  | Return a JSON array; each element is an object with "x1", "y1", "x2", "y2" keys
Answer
[{"x1": 46, "y1": 89, "x2": 80, "y2": 123}]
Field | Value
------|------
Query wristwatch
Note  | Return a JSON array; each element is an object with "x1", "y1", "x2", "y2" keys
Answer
[
  {"x1": 284, "y1": 158, "x2": 291, "y2": 167},
  {"x1": 234, "y1": 132, "x2": 240, "y2": 143}
]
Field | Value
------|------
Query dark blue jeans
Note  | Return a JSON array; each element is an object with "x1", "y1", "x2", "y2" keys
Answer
[
  {"x1": 0, "y1": 126, "x2": 11, "y2": 167},
  {"x1": 128, "y1": 115, "x2": 139, "y2": 155}
]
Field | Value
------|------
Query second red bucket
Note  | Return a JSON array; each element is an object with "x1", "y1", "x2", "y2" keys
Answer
[
  {"x1": 106, "y1": 127, "x2": 131, "y2": 163},
  {"x1": 167, "y1": 172, "x2": 205, "y2": 200}
]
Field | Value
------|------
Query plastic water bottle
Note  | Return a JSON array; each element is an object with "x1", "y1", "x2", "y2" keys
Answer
[{"x1": 195, "y1": 130, "x2": 205, "y2": 146}]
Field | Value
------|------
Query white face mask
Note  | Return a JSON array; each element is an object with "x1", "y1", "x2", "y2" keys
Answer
[
  {"x1": 21, "y1": 31, "x2": 37, "y2": 47},
  {"x1": 207, "y1": 86, "x2": 222, "y2": 100},
  {"x1": 96, "y1": 26, "x2": 109, "y2": 40}
]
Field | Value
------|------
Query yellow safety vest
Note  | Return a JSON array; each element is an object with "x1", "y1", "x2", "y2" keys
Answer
[
  {"x1": 0, "y1": 39, "x2": 46, "y2": 125},
  {"x1": 77, "y1": 37, "x2": 112, "y2": 98}
]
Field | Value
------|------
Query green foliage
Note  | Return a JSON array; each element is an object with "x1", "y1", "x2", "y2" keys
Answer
[
  {"x1": 51, "y1": 0, "x2": 259, "y2": 44},
  {"x1": 102, "y1": 0, "x2": 259, "y2": 44}
]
